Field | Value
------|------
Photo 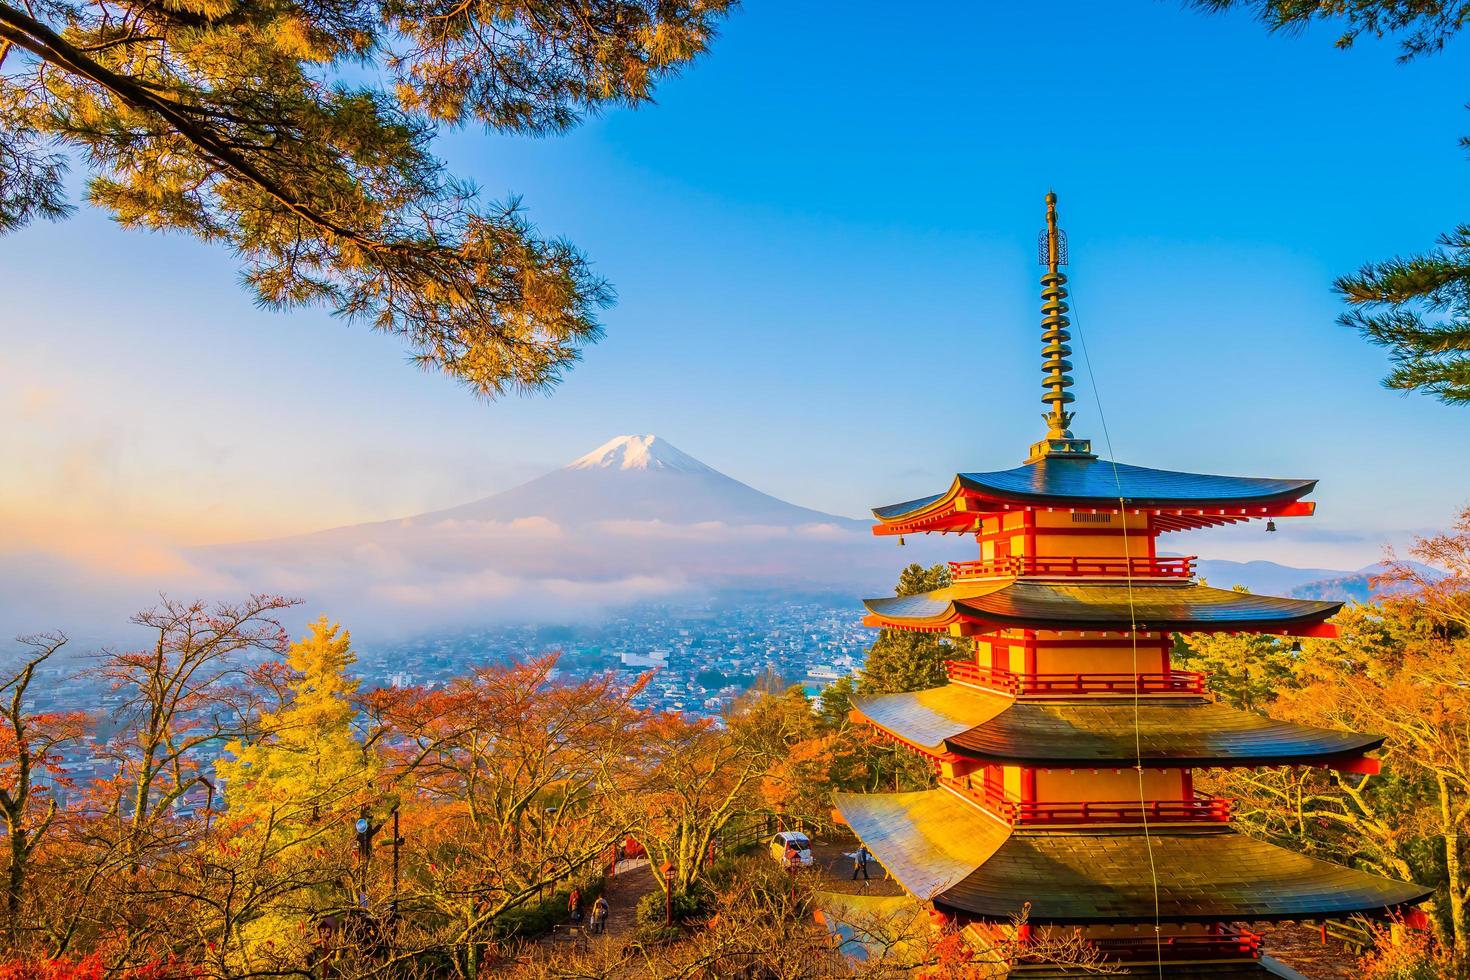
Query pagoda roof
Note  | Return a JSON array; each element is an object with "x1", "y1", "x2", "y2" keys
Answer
[
  {"x1": 836, "y1": 790, "x2": 1431, "y2": 925},
  {"x1": 872, "y1": 457, "x2": 1316, "y2": 534},
  {"x1": 863, "y1": 580, "x2": 1341, "y2": 636},
  {"x1": 852, "y1": 685, "x2": 1383, "y2": 768}
]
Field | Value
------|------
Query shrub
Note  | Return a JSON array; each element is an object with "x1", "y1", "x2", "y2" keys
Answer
[
  {"x1": 1358, "y1": 924, "x2": 1455, "y2": 980},
  {"x1": 490, "y1": 874, "x2": 606, "y2": 941},
  {"x1": 635, "y1": 888, "x2": 702, "y2": 928}
]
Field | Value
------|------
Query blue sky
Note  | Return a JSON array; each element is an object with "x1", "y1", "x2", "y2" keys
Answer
[{"x1": 3, "y1": 0, "x2": 1467, "y2": 570}]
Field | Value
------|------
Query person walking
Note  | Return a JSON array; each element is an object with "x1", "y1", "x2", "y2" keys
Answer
[
  {"x1": 591, "y1": 894, "x2": 610, "y2": 934},
  {"x1": 568, "y1": 886, "x2": 583, "y2": 925},
  {"x1": 851, "y1": 845, "x2": 871, "y2": 881}
]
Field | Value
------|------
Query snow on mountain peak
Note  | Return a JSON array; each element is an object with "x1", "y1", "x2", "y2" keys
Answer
[{"x1": 566, "y1": 435, "x2": 716, "y2": 474}]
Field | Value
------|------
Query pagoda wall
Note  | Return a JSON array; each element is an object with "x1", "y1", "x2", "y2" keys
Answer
[
  {"x1": 965, "y1": 766, "x2": 1190, "y2": 804},
  {"x1": 1033, "y1": 767, "x2": 1187, "y2": 802},
  {"x1": 973, "y1": 510, "x2": 1157, "y2": 561},
  {"x1": 974, "y1": 630, "x2": 1172, "y2": 676}
]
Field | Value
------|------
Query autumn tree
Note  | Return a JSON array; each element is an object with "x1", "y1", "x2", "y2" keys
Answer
[
  {"x1": 859, "y1": 563, "x2": 965, "y2": 695},
  {"x1": 204, "y1": 618, "x2": 379, "y2": 970},
  {"x1": 611, "y1": 707, "x2": 779, "y2": 909},
  {"x1": 0, "y1": 0, "x2": 736, "y2": 396},
  {"x1": 95, "y1": 595, "x2": 298, "y2": 868},
  {"x1": 734, "y1": 683, "x2": 865, "y2": 830},
  {"x1": 371, "y1": 654, "x2": 644, "y2": 975},
  {"x1": 1199, "y1": 509, "x2": 1470, "y2": 963},
  {"x1": 0, "y1": 633, "x2": 87, "y2": 941},
  {"x1": 1188, "y1": 0, "x2": 1470, "y2": 403}
]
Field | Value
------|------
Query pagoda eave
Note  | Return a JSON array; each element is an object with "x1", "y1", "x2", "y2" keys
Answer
[
  {"x1": 851, "y1": 687, "x2": 1386, "y2": 771},
  {"x1": 862, "y1": 581, "x2": 1342, "y2": 638},
  {"x1": 873, "y1": 498, "x2": 1316, "y2": 537},
  {"x1": 863, "y1": 612, "x2": 1339, "y2": 639},
  {"x1": 837, "y1": 790, "x2": 1431, "y2": 927},
  {"x1": 871, "y1": 460, "x2": 1319, "y2": 533}
]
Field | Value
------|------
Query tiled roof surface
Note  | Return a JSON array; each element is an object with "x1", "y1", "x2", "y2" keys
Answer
[
  {"x1": 873, "y1": 458, "x2": 1316, "y2": 521},
  {"x1": 940, "y1": 824, "x2": 1431, "y2": 924},
  {"x1": 1016, "y1": 958, "x2": 1307, "y2": 978},
  {"x1": 850, "y1": 685, "x2": 1011, "y2": 754},
  {"x1": 836, "y1": 791, "x2": 1430, "y2": 925},
  {"x1": 853, "y1": 685, "x2": 1383, "y2": 766},
  {"x1": 833, "y1": 790, "x2": 1009, "y2": 901}
]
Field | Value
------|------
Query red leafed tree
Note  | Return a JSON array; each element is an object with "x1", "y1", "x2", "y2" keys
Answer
[{"x1": 0, "y1": 632, "x2": 88, "y2": 939}]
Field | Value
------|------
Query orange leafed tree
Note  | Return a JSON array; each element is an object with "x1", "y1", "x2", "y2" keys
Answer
[
  {"x1": 368, "y1": 654, "x2": 646, "y2": 972},
  {"x1": 1212, "y1": 506, "x2": 1470, "y2": 962}
]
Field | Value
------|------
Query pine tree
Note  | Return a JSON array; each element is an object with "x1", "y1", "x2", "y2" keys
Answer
[
  {"x1": 1188, "y1": 0, "x2": 1470, "y2": 403},
  {"x1": 1335, "y1": 237, "x2": 1470, "y2": 405},
  {"x1": 0, "y1": 1, "x2": 735, "y2": 397},
  {"x1": 816, "y1": 675, "x2": 857, "y2": 729},
  {"x1": 858, "y1": 563, "x2": 968, "y2": 695}
]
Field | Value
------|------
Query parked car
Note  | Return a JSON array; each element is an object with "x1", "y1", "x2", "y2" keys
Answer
[{"x1": 769, "y1": 831, "x2": 813, "y2": 867}]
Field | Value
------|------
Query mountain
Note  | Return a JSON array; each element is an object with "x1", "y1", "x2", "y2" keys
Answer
[
  {"x1": 195, "y1": 435, "x2": 938, "y2": 632},
  {"x1": 415, "y1": 435, "x2": 867, "y2": 529}
]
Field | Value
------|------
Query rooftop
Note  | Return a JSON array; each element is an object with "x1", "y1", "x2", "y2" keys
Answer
[
  {"x1": 851, "y1": 684, "x2": 1384, "y2": 769},
  {"x1": 836, "y1": 789, "x2": 1431, "y2": 925},
  {"x1": 863, "y1": 579, "x2": 1342, "y2": 637}
]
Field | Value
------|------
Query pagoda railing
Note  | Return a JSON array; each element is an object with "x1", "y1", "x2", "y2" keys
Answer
[
  {"x1": 949, "y1": 555, "x2": 1195, "y2": 580},
  {"x1": 943, "y1": 778, "x2": 1232, "y2": 826},
  {"x1": 945, "y1": 660, "x2": 1206, "y2": 696},
  {"x1": 1081, "y1": 927, "x2": 1263, "y2": 962}
]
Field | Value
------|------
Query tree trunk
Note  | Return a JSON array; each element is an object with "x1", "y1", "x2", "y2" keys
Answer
[
  {"x1": 6, "y1": 823, "x2": 24, "y2": 926},
  {"x1": 1439, "y1": 776, "x2": 1467, "y2": 961}
]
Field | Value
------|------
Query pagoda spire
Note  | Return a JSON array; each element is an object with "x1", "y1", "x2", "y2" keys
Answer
[{"x1": 1027, "y1": 191, "x2": 1095, "y2": 463}]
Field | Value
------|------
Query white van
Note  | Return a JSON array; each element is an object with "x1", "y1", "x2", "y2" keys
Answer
[{"x1": 770, "y1": 831, "x2": 814, "y2": 867}]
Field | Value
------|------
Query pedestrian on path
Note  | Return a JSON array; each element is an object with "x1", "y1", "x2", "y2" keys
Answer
[
  {"x1": 851, "y1": 845, "x2": 871, "y2": 881},
  {"x1": 591, "y1": 894, "x2": 610, "y2": 934},
  {"x1": 568, "y1": 887, "x2": 583, "y2": 924}
]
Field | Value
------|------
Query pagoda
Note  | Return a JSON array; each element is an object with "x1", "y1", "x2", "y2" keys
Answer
[{"x1": 834, "y1": 193, "x2": 1430, "y2": 977}]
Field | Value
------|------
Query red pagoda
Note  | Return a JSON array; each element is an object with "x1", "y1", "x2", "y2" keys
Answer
[{"x1": 834, "y1": 193, "x2": 1430, "y2": 976}]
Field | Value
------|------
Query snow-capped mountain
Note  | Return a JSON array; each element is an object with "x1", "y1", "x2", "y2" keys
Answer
[
  {"x1": 567, "y1": 434, "x2": 717, "y2": 473},
  {"x1": 194, "y1": 435, "x2": 921, "y2": 630},
  {"x1": 412, "y1": 434, "x2": 865, "y2": 529}
]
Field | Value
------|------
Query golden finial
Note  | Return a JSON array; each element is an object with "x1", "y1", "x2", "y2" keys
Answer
[{"x1": 1026, "y1": 191, "x2": 1094, "y2": 463}]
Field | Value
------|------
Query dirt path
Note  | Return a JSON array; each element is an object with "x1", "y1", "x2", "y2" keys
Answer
[
  {"x1": 1256, "y1": 923, "x2": 1359, "y2": 979},
  {"x1": 538, "y1": 858, "x2": 656, "y2": 954},
  {"x1": 808, "y1": 834, "x2": 903, "y2": 898}
]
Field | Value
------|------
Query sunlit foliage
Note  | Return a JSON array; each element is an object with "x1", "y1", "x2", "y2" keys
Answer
[{"x1": 0, "y1": 0, "x2": 735, "y2": 395}]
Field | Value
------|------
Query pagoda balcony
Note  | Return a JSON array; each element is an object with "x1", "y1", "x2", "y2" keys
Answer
[
  {"x1": 945, "y1": 660, "x2": 1206, "y2": 696},
  {"x1": 1023, "y1": 927, "x2": 1263, "y2": 963},
  {"x1": 948, "y1": 555, "x2": 1196, "y2": 581},
  {"x1": 942, "y1": 778, "x2": 1233, "y2": 826}
]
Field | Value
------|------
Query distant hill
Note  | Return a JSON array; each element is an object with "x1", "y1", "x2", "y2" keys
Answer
[
  {"x1": 1191, "y1": 557, "x2": 1444, "y2": 603},
  {"x1": 1287, "y1": 561, "x2": 1445, "y2": 603},
  {"x1": 1193, "y1": 559, "x2": 1350, "y2": 595}
]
